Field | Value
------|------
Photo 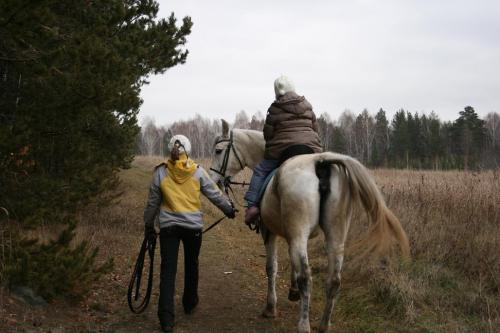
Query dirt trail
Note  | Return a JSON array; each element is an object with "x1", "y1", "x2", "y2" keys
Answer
[
  {"x1": 110, "y1": 223, "x2": 300, "y2": 333},
  {"x1": 1, "y1": 219, "x2": 303, "y2": 333}
]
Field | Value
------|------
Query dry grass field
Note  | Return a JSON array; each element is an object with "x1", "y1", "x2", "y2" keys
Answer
[
  {"x1": 311, "y1": 168, "x2": 499, "y2": 332},
  {"x1": 1, "y1": 156, "x2": 498, "y2": 332}
]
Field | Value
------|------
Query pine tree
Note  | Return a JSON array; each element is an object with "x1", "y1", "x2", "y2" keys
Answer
[
  {"x1": 331, "y1": 125, "x2": 347, "y2": 153},
  {"x1": 390, "y1": 109, "x2": 409, "y2": 168},
  {"x1": 0, "y1": 0, "x2": 192, "y2": 297},
  {"x1": 372, "y1": 108, "x2": 389, "y2": 167},
  {"x1": 427, "y1": 112, "x2": 442, "y2": 169},
  {"x1": 451, "y1": 106, "x2": 486, "y2": 169}
]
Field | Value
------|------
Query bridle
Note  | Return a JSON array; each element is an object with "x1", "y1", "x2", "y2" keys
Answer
[
  {"x1": 209, "y1": 131, "x2": 258, "y2": 232},
  {"x1": 210, "y1": 131, "x2": 249, "y2": 189}
]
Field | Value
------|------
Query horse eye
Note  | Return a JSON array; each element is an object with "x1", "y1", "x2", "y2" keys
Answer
[{"x1": 215, "y1": 149, "x2": 223, "y2": 155}]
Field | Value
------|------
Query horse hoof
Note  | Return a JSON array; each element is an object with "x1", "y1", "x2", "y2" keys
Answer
[
  {"x1": 261, "y1": 306, "x2": 277, "y2": 318},
  {"x1": 288, "y1": 288, "x2": 300, "y2": 302}
]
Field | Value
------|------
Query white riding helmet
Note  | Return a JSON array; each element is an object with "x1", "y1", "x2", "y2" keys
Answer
[
  {"x1": 274, "y1": 75, "x2": 295, "y2": 98},
  {"x1": 168, "y1": 134, "x2": 191, "y2": 154}
]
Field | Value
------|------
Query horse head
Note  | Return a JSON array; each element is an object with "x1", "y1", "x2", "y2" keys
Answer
[
  {"x1": 209, "y1": 119, "x2": 265, "y2": 190},
  {"x1": 209, "y1": 119, "x2": 244, "y2": 189}
]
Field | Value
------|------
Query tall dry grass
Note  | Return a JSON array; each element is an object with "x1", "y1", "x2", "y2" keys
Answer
[
  {"x1": 315, "y1": 168, "x2": 500, "y2": 332},
  {"x1": 374, "y1": 169, "x2": 499, "y2": 286}
]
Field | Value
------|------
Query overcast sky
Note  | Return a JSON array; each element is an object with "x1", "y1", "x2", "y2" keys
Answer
[{"x1": 139, "y1": 0, "x2": 500, "y2": 126}]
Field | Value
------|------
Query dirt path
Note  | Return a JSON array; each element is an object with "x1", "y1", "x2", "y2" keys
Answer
[
  {"x1": 109, "y1": 223, "x2": 301, "y2": 333},
  {"x1": 0, "y1": 221, "x2": 304, "y2": 333},
  {"x1": 1, "y1": 219, "x2": 304, "y2": 333}
]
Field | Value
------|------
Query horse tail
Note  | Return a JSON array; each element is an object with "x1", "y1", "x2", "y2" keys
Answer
[
  {"x1": 315, "y1": 154, "x2": 410, "y2": 259},
  {"x1": 315, "y1": 159, "x2": 332, "y2": 230}
]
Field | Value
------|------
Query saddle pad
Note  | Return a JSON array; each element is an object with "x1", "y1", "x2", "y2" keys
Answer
[{"x1": 258, "y1": 168, "x2": 278, "y2": 204}]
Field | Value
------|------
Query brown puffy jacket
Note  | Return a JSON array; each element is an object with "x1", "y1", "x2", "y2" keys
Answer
[{"x1": 263, "y1": 92, "x2": 322, "y2": 159}]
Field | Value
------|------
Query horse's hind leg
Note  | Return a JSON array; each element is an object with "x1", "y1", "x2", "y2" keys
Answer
[
  {"x1": 289, "y1": 238, "x2": 312, "y2": 333},
  {"x1": 288, "y1": 268, "x2": 300, "y2": 302},
  {"x1": 262, "y1": 232, "x2": 278, "y2": 318},
  {"x1": 318, "y1": 221, "x2": 347, "y2": 333}
]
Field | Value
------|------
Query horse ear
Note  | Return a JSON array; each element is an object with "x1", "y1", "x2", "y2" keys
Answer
[{"x1": 221, "y1": 119, "x2": 229, "y2": 138}]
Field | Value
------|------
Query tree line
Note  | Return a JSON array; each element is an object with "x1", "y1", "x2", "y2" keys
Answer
[{"x1": 139, "y1": 107, "x2": 500, "y2": 170}]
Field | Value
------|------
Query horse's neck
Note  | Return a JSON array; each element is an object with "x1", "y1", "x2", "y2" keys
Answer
[{"x1": 234, "y1": 129, "x2": 265, "y2": 170}]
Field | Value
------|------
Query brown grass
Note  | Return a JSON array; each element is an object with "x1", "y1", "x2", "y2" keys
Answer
[
  {"x1": 372, "y1": 169, "x2": 499, "y2": 285},
  {"x1": 309, "y1": 168, "x2": 500, "y2": 332}
]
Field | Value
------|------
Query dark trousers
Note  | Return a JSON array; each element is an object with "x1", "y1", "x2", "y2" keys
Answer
[{"x1": 158, "y1": 226, "x2": 202, "y2": 325}]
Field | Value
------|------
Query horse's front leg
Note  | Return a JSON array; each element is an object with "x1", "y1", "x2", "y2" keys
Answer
[{"x1": 262, "y1": 232, "x2": 278, "y2": 318}]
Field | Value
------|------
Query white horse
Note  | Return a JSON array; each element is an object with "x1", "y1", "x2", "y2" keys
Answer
[{"x1": 209, "y1": 121, "x2": 409, "y2": 333}]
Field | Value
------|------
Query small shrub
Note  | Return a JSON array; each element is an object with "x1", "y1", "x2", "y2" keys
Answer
[{"x1": 5, "y1": 225, "x2": 113, "y2": 300}]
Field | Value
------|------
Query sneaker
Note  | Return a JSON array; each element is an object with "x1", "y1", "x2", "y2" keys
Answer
[{"x1": 245, "y1": 206, "x2": 260, "y2": 225}]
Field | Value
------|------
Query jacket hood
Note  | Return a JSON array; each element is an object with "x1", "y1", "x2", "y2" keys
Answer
[
  {"x1": 273, "y1": 92, "x2": 312, "y2": 115},
  {"x1": 167, "y1": 153, "x2": 198, "y2": 184}
]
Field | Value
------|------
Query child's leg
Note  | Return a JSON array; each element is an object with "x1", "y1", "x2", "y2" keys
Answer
[{"x1": 244, "y1": 159, "x2": 280, "y2": 207}]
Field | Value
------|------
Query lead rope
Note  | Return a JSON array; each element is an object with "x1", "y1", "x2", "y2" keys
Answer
[{"x1": 127, "y1": 232, "x2": 156, "y2": 314}]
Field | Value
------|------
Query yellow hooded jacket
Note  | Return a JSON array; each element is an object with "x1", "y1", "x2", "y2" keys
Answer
[{"x1": 144, "y1": 154, "x2": 232, "y2": 230}]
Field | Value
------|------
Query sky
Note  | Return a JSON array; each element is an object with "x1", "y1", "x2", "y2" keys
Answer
[{"x1": 139, "y1": 0, "x2": 500, "y2": 126}]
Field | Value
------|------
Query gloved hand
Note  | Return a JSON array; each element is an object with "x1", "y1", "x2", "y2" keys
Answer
[
  {"x1": 144, "y1": 222, "x2": 156, "y2": 237},
  {"x1": 225, "y1": 203, "x2": 238, "y2": 219}
]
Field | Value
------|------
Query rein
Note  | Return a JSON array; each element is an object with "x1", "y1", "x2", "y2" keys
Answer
[
  {"x1": 202, "y1": 215, "x2": 226, "y2": 234},
  {"x1": 127, "y1": 232, "x2": 156, "y2": 314}
]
